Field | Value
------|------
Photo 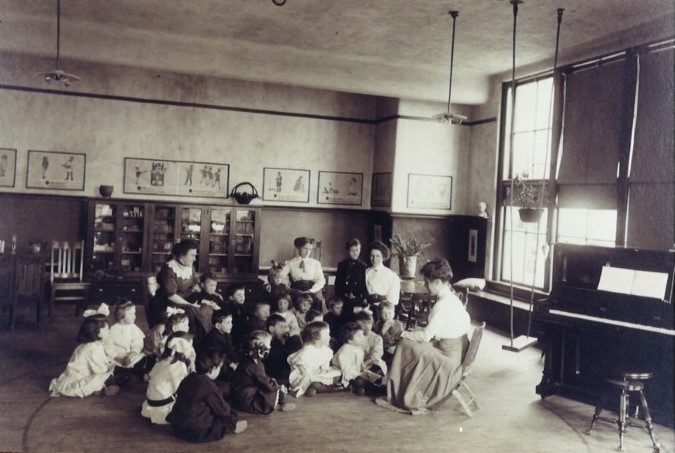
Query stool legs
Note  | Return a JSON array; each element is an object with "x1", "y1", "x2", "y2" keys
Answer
[
  {"x1": 637, "y1": 390, "x2": 659, "y2": 450},
  {"x1": 588, "y1": 405, "x2": 602, "y2": 433},
  {"x1": 617, "y1": 388, "x2": 628, "y2": 451}
]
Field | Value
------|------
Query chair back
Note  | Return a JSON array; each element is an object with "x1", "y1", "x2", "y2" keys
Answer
[
  {"x1": 50, "y1": 240, "x2": 85, "y2": 282},
  {"x1": 412, "y1": 293, "x2": 436, "y2": 326},
  {"x1": 461, "y1": 322, "x2": 486, "y2": 378},
  {"x1": 15, "y1": 255, "x2": 45, "y2": 299}
]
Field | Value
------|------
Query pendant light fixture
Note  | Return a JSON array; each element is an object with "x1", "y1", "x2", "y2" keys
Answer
[
  {"x1": 433, "y1": 11, "x2": 467, "y2": 124},
  {"x1": 37, "y1": 0, "x2": 80, "y2": 87}
]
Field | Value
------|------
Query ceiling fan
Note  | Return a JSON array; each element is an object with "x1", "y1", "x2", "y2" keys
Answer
[
  {"x1": 37, "y1": 0, "x2": 80, "y2": 87},
  {"x1": 433, "y1": 11, "x2": 467, "y2": 125}
]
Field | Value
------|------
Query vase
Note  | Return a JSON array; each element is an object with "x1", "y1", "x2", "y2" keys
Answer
[
  {"x1": 99, "y1": 185, "x2": 114, "y2": 198},
  {"x1": 518, "y1": 208, "x2": 544, "y2": 223},
  {"x1": 399, "y1": 255, "x2": 418, "y2": 279}
]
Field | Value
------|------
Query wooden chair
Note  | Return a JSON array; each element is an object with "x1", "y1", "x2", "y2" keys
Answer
[
  {"x1": 49, "y1": 240, "x2": 90, "y2": 317},
  {"x1": 411, "y1": 293, "x2": 436, "y2": 327},
  {"x1": 13, "y1": 254, "x2": 46, "y2": 328},
  {"x1": 396, "y1": 292, "x2": 417, "y2": 330},
  {"x1": 451, "y1": 322, "x2": 486, "y2": 417}
]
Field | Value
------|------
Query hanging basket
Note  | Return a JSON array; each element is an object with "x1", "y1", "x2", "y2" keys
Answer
[
  {"x1": 518, "y1": 208, "x2": 544, "y2": 223},
  {"x1": 230, "y1": 182, "x2": 259, "y2": 205}
]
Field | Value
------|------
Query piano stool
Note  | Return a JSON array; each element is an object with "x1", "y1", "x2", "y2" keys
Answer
[{"x1": 586, "y1": 372, "x2": 660, "y2": 452}]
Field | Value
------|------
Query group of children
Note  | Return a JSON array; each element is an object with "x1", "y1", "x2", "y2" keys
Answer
[{"x1": 49, "y1": 271, "x2": 405, "y2": 443}]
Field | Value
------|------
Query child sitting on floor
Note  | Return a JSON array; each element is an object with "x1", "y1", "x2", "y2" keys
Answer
[
  {"x1": 294, "y1": 293, "x2": 313, "y2": 330},
  {"x1": 287, "y1": 321, "x2": 342, "y2": 397},
  {"x1": 167, "y1": 351, "x2": 247, "y2": 442},
  {"x1": 199, "y1": 309, "x2": 239, "y2": 380},
  {"x1": 354, "y1": 310, "x2": 388, "y2": 375},
  {"x1": 141, "y1": 331, "x2": 193, "y2": 424},
  {"x1": 245, "y1": 301, "x2": 271, "y2": 337},
  {"x1": 332, "y1": 322, "x2": 383, "y2": 395},
  {"x1": 273, "y1": 294, "x2": 301, "y2": 337},
  {"x1": 224, "y1": 283, "x2": 248, "y2": 346},
  {"x1": 105, "y1": 300, "x2": 147, "y2": 383},
  {"x1": 372, "y1": 301, "x2": 404, "y2": 365},
  {"x1": 186, "y1": 272, "x2": 223, "y2": 344},
  {"x1": 305, "y1": 309, "x2": 323, "y2": 324},
  {"x1": 230, "y1": 330, "x2": 295, "y2": 413},
  {"x1": 49, "y1": 306, "x2": 119, "y2": 397},
  {"x1": 264, "y1": 314, "x2": 302, "y2": 385},
  {"x1": 324, "y1": 298, "x2": 345, "y2": 349}
]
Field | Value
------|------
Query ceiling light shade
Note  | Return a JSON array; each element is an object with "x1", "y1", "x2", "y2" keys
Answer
[
  {"x1": 433, "y1": 11, "x2": 467, "y2": 125},
  {"x1": 37, "y1": 0, "x2": 80, "y2": 87}
]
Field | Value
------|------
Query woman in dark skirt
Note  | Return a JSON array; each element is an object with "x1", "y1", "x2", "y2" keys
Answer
[
  {"x1": 147, "y1": 239, "x2": 200, "y2": 329},
  {"x1": 379, "y1": 259, "x2": 471, "y2": 413}
]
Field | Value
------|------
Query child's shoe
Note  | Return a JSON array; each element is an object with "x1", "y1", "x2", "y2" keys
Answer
[
  {"x1": 234, "y1": 420, "x2": 248, "y2": 434},
  {"x1": 276, "y1": 402, "x2": 296, "y2": 411},
  {"x1": 305, "y1": 387, "x2": 317, "y2": 397},
  {"x1": 103, "y1": 384, "x2": 120, "y2": 396}
]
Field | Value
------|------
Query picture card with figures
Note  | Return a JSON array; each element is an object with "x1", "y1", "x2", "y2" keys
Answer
[
  {"x1": 124, "y1": 157, "x2": 229, "y2": 198},
  {"x1": 407, "y1": 173, "x2": 452, "y2": 210},
  {"x1": 26, "y1": 150, "x2": 86, "y2": 191},
  {"x1": 0, "y1": 148, "x2": 17, "y2": 188},
  {"x1": 317, "y1": 171, "x2": 363, "y2": 205},
  {"x1": 262, "y1": 167, "x2": 310, "y2": 203}
]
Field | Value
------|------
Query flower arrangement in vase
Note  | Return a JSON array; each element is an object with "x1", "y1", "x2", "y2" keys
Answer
[{"x1": 389, "y1": 232, "x2": 431, "y2": 279}]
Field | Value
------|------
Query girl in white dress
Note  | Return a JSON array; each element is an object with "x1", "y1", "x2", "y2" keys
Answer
[
  {"x1": 273, "y1": 294, "x2": 301, "y2": 338},
  {"x1": 287, "y1": 321, "x2": 341, "y2": 397},
  {"x1": 49, "y1": 310, "x2": 118, "y2": 397},
  {"x1": 141, "y1": 332, "x2": 193, "y2": 424},
  {"x1": 105, "y1": 301, "x2": 146, "y2": 382}
]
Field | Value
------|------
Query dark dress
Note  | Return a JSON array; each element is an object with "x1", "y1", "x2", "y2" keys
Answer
[
  {"x1": 186, "y1": 292, "x2": 224, "y2": 344},
  {"x1": 223, "y1": 301, "x2": 248, "y2": 348},
  {"x1": 166, "y1": 373, "x2": 239, "y2": 443},
  {"x1": 200, "y1": 329, "x2": 240, "y2": 372},
  {"x1": 334, "y1": 258, "x2": 369, "y2": 316},
  {"x1": 147, "y1": 260, "x2": 199, "y2": 328},
  {"x1": 230, "y1": 357, "x2": 279, "y2": 414},
  {"x1": 264, "y1": 336, "x2": 303, "y2": 384}
]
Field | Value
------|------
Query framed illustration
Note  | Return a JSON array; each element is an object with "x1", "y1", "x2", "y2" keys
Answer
[
  {"x1": 262, "y1": 167, "x2": 310, "y2": 203},
  {"x1": 26, "y1": 150, "x2": 86, "y2": 191},
  {"x1": 317, "y1": 171, "x2": 363, "y2": 205},
  {"x1": 123, "y1": 158, "x2": 229, "y2": 198},
  {"x1": 0, "y1": 148, "x2": 17, "y2": 188},
  {"x1": 407, "y1": 173, "x2": 453, "y2": 209},
  {"x1": 371, "y1": 172, "x2": 392, "y2": 207}
]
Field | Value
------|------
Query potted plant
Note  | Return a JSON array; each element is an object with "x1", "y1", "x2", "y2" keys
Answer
[
  {"x1": 512, "y1": 172, "x2": 548, "y2": 223},
  {"x1": 389, "y1": 232, "x2": 431, "y2": 279}
]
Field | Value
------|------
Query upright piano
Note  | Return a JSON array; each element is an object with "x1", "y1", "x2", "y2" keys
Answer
[{"x1": 535, "y1": 244, "x2": 674, "y2": 426}]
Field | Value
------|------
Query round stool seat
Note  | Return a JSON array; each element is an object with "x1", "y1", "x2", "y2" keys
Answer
[
  {"x1": 622, "y1": 371, "x2": 653, "y2": 381},
  {"x1": 606, "y1": 379, "x2": 644, "y2": 392}
]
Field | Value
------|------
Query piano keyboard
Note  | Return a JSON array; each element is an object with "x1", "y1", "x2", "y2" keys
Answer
[{"x1": 549, "y1": 309, "x2": 675, "y2": 336}]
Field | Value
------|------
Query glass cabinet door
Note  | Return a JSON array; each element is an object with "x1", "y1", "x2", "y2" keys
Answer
[
  {"x1": 232, "y1": 209, "x2": 257, "y2": 275},
  {"x1": 180, "y1": 207, "x2": 205, "y2": 271},
  {"x1": 91, "y1": 203, "x2": 117, "y2": 272},
  {"x1": 208, "y1": 208, "x2": 231, "y2": 274},
  {"x1": 118, "y1": 204, "x2": 145, "y2": 272},
  {"x1": 151, "y1": 205, "x2": 176, "y2": 272}
]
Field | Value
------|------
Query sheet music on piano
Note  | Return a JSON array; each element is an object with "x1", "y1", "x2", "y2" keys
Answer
[{"x1": 597, "y1": 266, "x2": 669, "y2": 300}]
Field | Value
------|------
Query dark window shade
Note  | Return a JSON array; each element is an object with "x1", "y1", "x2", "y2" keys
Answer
[
  {"x1": 630, "y1": 48, "x2": 674, "y2": 183},
  {"x1": 626, "y1": 182, "x2": 675, "y2": 250},
  {"x1": 557, "y1": 60, "x2": 626, "y2": 209}
]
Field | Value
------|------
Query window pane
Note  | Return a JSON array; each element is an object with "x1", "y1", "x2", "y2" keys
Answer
[
  {"x1": 557, "y1": 208, "x2": 616, "y2": 246},
  {"x1": 532, "y1": 129, "x2": 551, "y2": 179},
  {"x1": 514, "y1": 82, "x2": 537, "y2": 132},
  {"x1": 502, "y1": 207, "x2": 548, "y2": 288},
  {"x1": 536, "y1": 78, "x2": 554, "y2": 130},
  {"x1": 512, "y1": 132, "x2": 534, "y2": 177}
]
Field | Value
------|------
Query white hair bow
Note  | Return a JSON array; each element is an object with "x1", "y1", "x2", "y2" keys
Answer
[
  {"x1": 82, "y1": 303, "x2": 110, "y2": 318},
  {"x1": 166, "y1": 307, "x2": 185, "y2": 317}
]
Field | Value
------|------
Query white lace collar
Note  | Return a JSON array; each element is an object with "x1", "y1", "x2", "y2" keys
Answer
[{"x1": 167, "y1": 259, "x2": 194, "y2": 279}]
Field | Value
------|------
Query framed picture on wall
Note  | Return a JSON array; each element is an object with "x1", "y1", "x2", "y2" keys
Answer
[
  {"x1": 26, "y1": 150, "x2": 86, "y2": 191},
  {"x1": 123, "y1": 158, "x2": 229, "y2": 198},
  {"x1": 317, "y1": 171, "x2": 363, "y2": 205},
  {"x1": 0, "y1": 148, "x2": 17, "y2": 188},
  {"x1": 371, "y1": 172, "x2": 392, "y2": 207},
  {"x1": 262, "y1": 167, "x2": 310, "y2": 203},
  {"x1": 407, "y1": 173, "x2": 452, "y2": 209}
]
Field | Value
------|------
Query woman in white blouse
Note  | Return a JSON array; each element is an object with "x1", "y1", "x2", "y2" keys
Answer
[
  {"x1": 282, "y1": 237, "x2": 327, "y2": 313},
  {"x1": 380, "y1": 258, "x2": 471, "y2": 413},
  {"x1": 365, "y1": 241, "x2": 400, "y2": 313}
]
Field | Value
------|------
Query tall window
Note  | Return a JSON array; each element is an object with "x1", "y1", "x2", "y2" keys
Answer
[{"x1": 498, "y1": 77, "x2": 553, "y2": 290}]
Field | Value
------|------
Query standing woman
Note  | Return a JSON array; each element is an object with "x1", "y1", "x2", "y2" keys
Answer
[
  {"x1": 365, "y1": 241, "x2": 400, "y2": 314},
  {"x1": 381, "y1": 258, "x2": 470, "y2": 413},
  {"x1": 334, "y1": 238, "x2": 369, "y2": 317},
  {"x1": 147, "y1": 239, "x2": 201, "y2": 328},
  {"x1": 282, "y1": 237, "x2": 326, "y2": 313}
]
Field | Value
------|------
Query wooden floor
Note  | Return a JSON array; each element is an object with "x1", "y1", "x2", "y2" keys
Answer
[{"x1": 0, "y1": 303, "x2": 673, "y2": 453}]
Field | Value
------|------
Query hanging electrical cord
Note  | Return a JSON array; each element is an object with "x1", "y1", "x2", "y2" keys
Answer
[{"x1": 524, "y1": 8, "x2": 565, "y2": 340}]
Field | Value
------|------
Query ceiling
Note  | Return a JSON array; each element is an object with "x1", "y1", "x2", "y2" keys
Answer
[{"x1": 0, "y1": 0, "x2": 673, "y2": 104}]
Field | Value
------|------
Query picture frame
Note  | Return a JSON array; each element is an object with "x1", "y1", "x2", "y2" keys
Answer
[
  {"x1": 26, "y1": 150, "x2": 86, "y2": 191},
  {"x1": 0, "y1": 148, "x2": 17, "y2": 188},
  {"x1": 262, "y1": 167, "x2": 310, "y2": 203},
  {"x1": 407, "y1": 173, "x2": 452, "y2": 209},
  {"x1": 317, "y1": 171, "x2": 363, "y2": 205},
  {"x1": 371, "y1": 172, "x2": 392, "y2": 207},
  {"x1": 123, "y1": 158, "x2": 229, "y2": 198}
]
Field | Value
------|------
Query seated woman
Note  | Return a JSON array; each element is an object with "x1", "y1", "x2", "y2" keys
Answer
[
  {"x1": 378, "y1": 259, "x2": 471, "y2": 414},
  {"x1": 365, "y1": 241, "x2": 400, "y2": 314},
  {"x1": 147, "y1": 239, "x2": 201, "y2": 329},
  {"x1": 281, "y1": 237, "x2": 327, "y2": 313}
]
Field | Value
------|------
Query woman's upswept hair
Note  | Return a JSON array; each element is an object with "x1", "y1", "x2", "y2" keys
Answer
[
  {"x1": 171, "y1": 239, "x2": 199, "y2": 259},
  {"x1": 76, "y1": 314, "x2": 108, "y2": 343},
  {"x1": 420, "y1": 258, "x2": 454, "y2": 283},
  {"x1": 301, "y1": 321, "x2": 329, "y2": 344}
]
